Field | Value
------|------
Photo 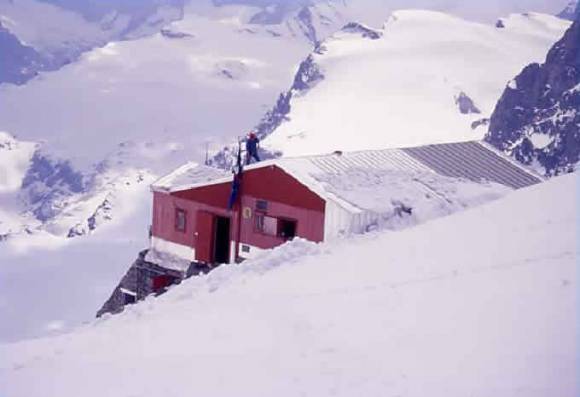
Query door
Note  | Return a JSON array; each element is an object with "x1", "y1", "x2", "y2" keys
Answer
[
  {"x1": 214, "y1": 216, "x2": 231, "y2": 264},
  {"x1": 195, "y1": 211, "x2": 214, "y2": 263}
]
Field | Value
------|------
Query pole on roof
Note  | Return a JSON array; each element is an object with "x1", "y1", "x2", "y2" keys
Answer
[
  {"x1": 204, "y1": 141, "x2": 209, "y2": 166},
  {"x1": 234, "y1": 137, "x2": 244, "y2": 263}
]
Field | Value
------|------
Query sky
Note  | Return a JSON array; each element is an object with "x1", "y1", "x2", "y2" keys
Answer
[
  {"x1": 34, "y1": 0, "x2": 572, "y2": 23},
  {"x1": 217, "y1": 0, "x2": 570, "y2": 22}
]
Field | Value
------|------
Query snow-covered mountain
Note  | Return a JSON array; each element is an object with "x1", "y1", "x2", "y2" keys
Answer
[
  {"x1": 0, "y1": 0, "x2": 392, "y2": 242},
  {"x1": 0, "y1": 132, "x2": 180, "y2": 240},
  {"x1": 0, "y1": 132, "x2": 37, "y2": 238},
  {"x1": 247, "y1": 11, "x2": 570, "y2": 158},
  {"x1": 0, "y1": 171, "x2": 576, "y2": 396},
  {"x1": 0, "y1": 0, "x2": 186, "y2": 85},
  {"x1": 485, "y1": 15, "x2": 579, "y2": 176}
]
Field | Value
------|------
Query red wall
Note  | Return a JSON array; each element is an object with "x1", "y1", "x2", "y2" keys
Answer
[
  {"x1": 152, "y1": 191, "x2": 234, "y2": 250},
  {"x1": 238, "y1": 195, "x2": 324, "y2": 249},
  {"x1": 151, "y1": 165, "x2": 325, "y2": 259}
]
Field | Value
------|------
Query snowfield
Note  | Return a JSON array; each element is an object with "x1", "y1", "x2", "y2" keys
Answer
[
  {"x1": 0, "y1": 172, "x2": 577, "y2": 397},
  {"x1": 262, "y1": 11, "x2": 571, "y2": 156},
  {"x1": 0, "y1": 131, "x2": 36, "y2": 193}
]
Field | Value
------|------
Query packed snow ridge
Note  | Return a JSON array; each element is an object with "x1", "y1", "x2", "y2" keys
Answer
[{"x1": 0, "y1": 171, "x2": 576, "y2": 397}]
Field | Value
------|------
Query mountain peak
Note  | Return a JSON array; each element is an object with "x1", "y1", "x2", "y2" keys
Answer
[
  {"x1": 556, "y1": 0, "x2": 579, "y2": 21},
  {"x1": 340, "y1": 22, "x2": 382, "y2": 40}
]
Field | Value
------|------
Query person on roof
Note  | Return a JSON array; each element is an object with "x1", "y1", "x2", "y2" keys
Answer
[{"x1": 245, "y1": 131, "x2": 260, "y2": 165}]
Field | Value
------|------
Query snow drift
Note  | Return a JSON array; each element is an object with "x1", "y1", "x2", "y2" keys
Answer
[{"x1": 0, "y1": 172, "x2": 577, "y2": 397}]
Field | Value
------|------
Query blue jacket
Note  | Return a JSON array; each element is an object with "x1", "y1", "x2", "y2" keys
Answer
[{"x1": 246, "y1": 137, "x2": 259, "y2": 154}]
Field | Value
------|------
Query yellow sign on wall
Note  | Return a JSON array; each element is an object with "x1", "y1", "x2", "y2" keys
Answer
[{"x1": 242, "y1": 207, "x2": 252, "y2": 219}]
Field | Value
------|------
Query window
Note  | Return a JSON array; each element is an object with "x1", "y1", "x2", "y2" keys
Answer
[
  {"x1": 256, "y1": 200, "x2": 268, "y2": 212},
  {"x1": 123, "y1": 293, "x2": 136, "y2": 305},
  {"x1": 175, "y1": 208, "x2": 187, "y2": 232},
  {"x1": 255, "y1": 214, "x2": 277, "y2": 236},
  {"x1": 120, "y1": 288, "x2": 136, "y2": 305},
  {"x1": 255, "y1": 215, "x2": 297, "y2": 240}
]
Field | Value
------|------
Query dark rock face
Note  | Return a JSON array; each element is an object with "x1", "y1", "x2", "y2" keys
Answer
[
  {"x1": 485, "y1": 21, "x2": 580, "y2": 176},
  {"x1": 253, "y1": 53, "x2": 322, "y2": 139},
  {"x1": 21, "y1": 151, "x2": 86, "y2": 221},
  {"x1": 471, "y1": 118, "x2": 489, "y2": 130},
  {"x1": 455, "y1": 92, "x2": 481, "y2": 114},
  {"x1": 291, "y1": 53, "x2": 324, "y2": 91},
  {"x1": 160, "y1": 28, "x2": 193, "y2": 39},
  {"x1": 296, "y1": 6, "x2": 318, "y2": 45},
  {"x1": 341, "y1": 22, "x2": 382, "y2": 40},
  {"x1": 67, "y1": 196, "x2": 113, "y2": 238},
  {"x1": 0, "y1": 23, "x2": 46, "y2": 85}
]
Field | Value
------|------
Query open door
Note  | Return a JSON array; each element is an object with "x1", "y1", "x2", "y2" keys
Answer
[
  {"x1": 214, "y1": 216, "x2": 231, "y2": 264},
  {"x1": 195, "y1": 211, "x2": 214, "y2": 263}
]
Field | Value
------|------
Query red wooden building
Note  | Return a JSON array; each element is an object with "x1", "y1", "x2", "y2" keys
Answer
[
  {"x1": 98, "y1": 141, "x2": 544, "y2": 316},
  {"x1": 149, "y1": 141, "x2": 542, "y2": 266},
  {"x1": 151, "y1": 162, "x2": 325, "y2": 265}
]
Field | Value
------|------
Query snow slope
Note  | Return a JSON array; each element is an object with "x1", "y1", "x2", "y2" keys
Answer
[
  {"x1": 0, "y1": 0, "x2": 574, "y2": 345},
  {"x1": 0, "y1": 131, "x2": 36, "y2": 193},
  {"x1": 0, "y1": 172, "x2": 576, "y2": 397},
  {"x1": 261, "y1": 11, "x2": 571, "y2": 157}
]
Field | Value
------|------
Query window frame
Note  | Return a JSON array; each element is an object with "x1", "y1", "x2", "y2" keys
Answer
[
  {"x1": 254, "y1": 213, "x2": 297, "y2": 240},
  {"x1": 175, "y1": 208, "x2": 187, "y2": 233},
  {"x1": 255, "y1": 199, "x2": 269, "y2": 212},
  {"x1": 254, "y1": 213, "x2": 278, "y2": 236}
]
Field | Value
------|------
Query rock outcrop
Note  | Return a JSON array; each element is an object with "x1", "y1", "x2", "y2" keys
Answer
[{"x1": 485, "y1": 19, "x2": 579, "y2": 176}]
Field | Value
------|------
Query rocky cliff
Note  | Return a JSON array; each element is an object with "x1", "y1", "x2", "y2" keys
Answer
[{"x1": 485, "y1": 18, "x2": 579, "y2": 176}]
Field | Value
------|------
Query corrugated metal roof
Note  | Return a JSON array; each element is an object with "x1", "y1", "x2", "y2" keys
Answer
[
  {"x1": 153, "y1": 141, "x2": 542, "y2": 193},
  {"x1": 278, "y1": 141, "x2": 542, "y2": 190},
  {"x1": 305, "y1": 147, "x2": 430, "y2": 175},
  {"x1": 401, "y1": 141, "x2": 542, "y2": 189}
]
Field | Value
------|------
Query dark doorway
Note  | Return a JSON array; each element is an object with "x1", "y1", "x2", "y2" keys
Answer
[
  {"x1": 278, "y1": 219, "x2": 297, "y2": 240},
  {"x1": 123, "y1": 292, "x2": 136, "y2": 305},
  {"x1": 214, "y1": 216, "x2": 231, "y2": 264}
]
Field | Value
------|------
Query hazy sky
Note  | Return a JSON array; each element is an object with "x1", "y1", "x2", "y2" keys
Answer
[{"x1": 216, "y1": 0, "x2": 571, "y2": 22}]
